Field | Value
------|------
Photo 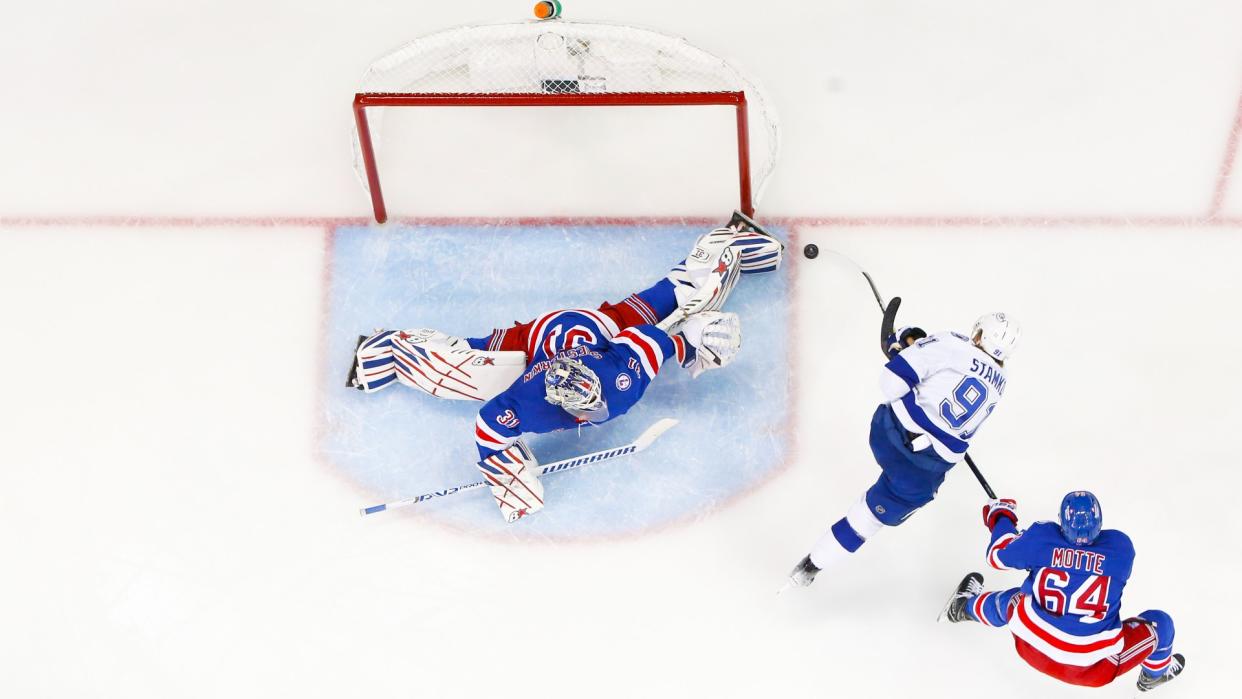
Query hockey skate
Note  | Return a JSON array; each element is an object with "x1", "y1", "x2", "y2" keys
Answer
[
  {"x1": 726, "y1": 209, "x2": 766, "y2": 235},
  {"x1": 724, "y1": 209, "x2": 784, "y2": 274},
  {"x1": 1137, "y1": 654, "x2": 1185, "y2": 693},
  {"x1": 786, "y1": 555, "x2": 821, "y2": 588},
  {"x1": 938, "y1": 572, "x2": 984, "y2": 623}
]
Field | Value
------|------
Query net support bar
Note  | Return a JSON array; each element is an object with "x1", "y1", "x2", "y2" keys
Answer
[{"x1": 352, "y1": 91, "x2": 754, "y2": 224}]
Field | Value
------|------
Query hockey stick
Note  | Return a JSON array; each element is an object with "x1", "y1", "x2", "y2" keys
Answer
[
  {"x1": 817, "y1": 249, "x2": 886, "y2": 313},
  {"x1": 358, "y1": 418, "x2": 679, "y2": 516},
  {"x1": 880, "y1": 297, "x2": 902, "y2": 357},
  {"x1": 963, "y1": 454, "x2": 996, "y2": 499}
]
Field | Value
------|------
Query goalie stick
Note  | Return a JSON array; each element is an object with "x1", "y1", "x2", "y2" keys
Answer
[{"x1": 358, "y1": 418, "x2": 679, "y2": 516}]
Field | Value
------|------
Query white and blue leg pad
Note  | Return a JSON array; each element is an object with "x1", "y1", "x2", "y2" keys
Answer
[{"x1": 730, "y1": 232, "x2": 784, "y2": 274}]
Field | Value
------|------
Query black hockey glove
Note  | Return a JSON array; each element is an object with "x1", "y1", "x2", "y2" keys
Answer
[{"x1": 885, "y1": 326, "x2": 927, "y2": 358}]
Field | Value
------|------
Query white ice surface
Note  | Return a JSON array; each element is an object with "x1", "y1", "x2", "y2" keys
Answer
[{"x1": 2, "y1": 1, "x2": 1241, "y2": 697}]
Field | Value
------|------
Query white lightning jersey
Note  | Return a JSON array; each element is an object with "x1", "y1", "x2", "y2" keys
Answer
[{"x1": 879, "y1": 331, "x2": 1007, "y2": 463}]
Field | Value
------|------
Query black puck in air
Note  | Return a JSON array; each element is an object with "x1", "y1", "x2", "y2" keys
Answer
[{"x1": 803, "y1": 243, "x2": 819, "y2": 259}]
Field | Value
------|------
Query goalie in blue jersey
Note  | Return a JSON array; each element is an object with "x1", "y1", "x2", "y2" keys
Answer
[{"x1": 346, "y1": 213, "x2": 783, "y2": 522}]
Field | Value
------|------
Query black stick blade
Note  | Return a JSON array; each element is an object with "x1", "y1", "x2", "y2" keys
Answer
[{"x1": 880, "y1": 296, "x2": 902, "y2": 357}]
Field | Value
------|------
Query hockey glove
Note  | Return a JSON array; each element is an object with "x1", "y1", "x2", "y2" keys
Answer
[
  {"x1": 885, "y1": 326, "x2": 927, "y2": 357},
  {"x1": 982, "y1": 498, "x2": 1018, "y2": 530},
  {"x1": 679, "y1": 311, "x2": 741, "y2": 379},
  {"x1": 477, "y1": 440, "x2": 545, "y2": 524}
]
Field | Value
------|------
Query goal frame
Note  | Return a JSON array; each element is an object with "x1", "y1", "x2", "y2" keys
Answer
[{"x1": 352, "y1": 90, "x2": 755, "y2": 224}]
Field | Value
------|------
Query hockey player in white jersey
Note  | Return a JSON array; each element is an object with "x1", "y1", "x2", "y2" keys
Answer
[{"x1": 787, "y1": 313, "x2": 1021, "y2": 587}]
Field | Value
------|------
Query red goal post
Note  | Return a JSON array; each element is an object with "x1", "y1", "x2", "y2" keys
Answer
[{"x1": 351, "y1": 21, "x2": 779, "y2": 223}]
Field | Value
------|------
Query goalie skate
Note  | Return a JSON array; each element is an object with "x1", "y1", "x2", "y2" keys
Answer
[
  {"x1": 346, "y1": 334, "x2": 368, "y2": 389},
  {"x1": 726, "y1": 210, "x2": 784, "y2": 274}
]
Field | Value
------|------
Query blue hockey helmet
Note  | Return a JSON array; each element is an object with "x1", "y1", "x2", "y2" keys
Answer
[{"x1": 1059, "y1": 491, "x2": 1103, "y2": 545}]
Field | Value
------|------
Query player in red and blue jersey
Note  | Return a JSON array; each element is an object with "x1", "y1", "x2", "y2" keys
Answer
[
  {"x1": 347, "y1": 213, "x2": 783, "y2": 522},
  {"x1": 940, "y1": 491, "x2": 1184, "y2": 692}
]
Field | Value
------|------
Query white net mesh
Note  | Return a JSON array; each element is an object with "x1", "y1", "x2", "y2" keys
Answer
[{"x1": 352, "y1": 20, "x2": 779, "y2": 208}]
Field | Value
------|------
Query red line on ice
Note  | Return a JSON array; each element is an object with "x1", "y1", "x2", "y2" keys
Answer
[{"x1": 1209, "y1": 82, "x2": 1242, "y2": 218}]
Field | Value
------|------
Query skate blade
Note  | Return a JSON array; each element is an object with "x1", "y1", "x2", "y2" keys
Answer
[{"x1": 935, "y1": 596, "x2": 956, "y2": 623}]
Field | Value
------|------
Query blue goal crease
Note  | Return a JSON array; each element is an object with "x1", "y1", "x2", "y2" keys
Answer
[{"x1": 321, "y1": 223, "x2": 792, "y2": 537}]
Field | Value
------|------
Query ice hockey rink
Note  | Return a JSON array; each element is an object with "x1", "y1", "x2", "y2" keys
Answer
[{"x1": 2, "y1": 1, "x2": 1240, "y2": 697}]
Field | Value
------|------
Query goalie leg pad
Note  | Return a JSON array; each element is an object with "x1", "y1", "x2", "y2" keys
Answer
[
  {"x1": 731, "y1": 233, "x2": 784, "y2": 274},
  {"x1": 477, "y1": 441, "x2": 545, "y2": 523},
  {"x1": 387, "y1": 329, "x2": 527, "y2": 402},
  {"x1": 668, "y1": 237, "x2": 742, "y2": 317},
  {"x1": 351, "y1": 330, "x2": 400, "y2": 392}
]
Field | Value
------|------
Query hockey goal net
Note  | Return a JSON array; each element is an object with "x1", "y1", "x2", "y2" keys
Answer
[{"x1": 352, "y1": 20, "x2": 779, "y2": 223}]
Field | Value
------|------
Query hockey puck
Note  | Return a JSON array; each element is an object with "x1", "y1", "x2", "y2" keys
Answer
[{"x1": 803, "y1": 243, "x2": 819, "y2": 259}]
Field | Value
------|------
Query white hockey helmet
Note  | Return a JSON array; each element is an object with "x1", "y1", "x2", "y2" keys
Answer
[{"x1": 971, "y1": 312, "x2": 1021, "y2": 362}]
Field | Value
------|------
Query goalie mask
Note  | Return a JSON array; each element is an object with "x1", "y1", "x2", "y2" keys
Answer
[{"x1": 544, "y1": 358, "x2": 604, "y2": 411}]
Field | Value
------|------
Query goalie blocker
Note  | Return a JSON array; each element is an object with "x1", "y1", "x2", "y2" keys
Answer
[{"x1": 477, "y1": 440, "x2": 544, "y2": 523}]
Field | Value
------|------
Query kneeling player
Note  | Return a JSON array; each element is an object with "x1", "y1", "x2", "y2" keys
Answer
[
  {"x1": 787, "y1": 313, "x2": 1021, "y2": 586},
  {"x1": 940, "y1": 491, "x2": 1184, "y2": 692},
  {"x1": 347, "y1": 212, "x2": 784, "y2": 522}
]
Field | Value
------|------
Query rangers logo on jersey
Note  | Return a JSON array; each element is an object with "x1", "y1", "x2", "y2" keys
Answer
[{"x1": 616, "y1": 373, "x2": 632, "y2": 391}]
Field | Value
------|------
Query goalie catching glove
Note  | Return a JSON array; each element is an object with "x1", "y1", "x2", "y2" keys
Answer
[{"x1": 678, "y1": 311, "x2": 742, "y2": 379}]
